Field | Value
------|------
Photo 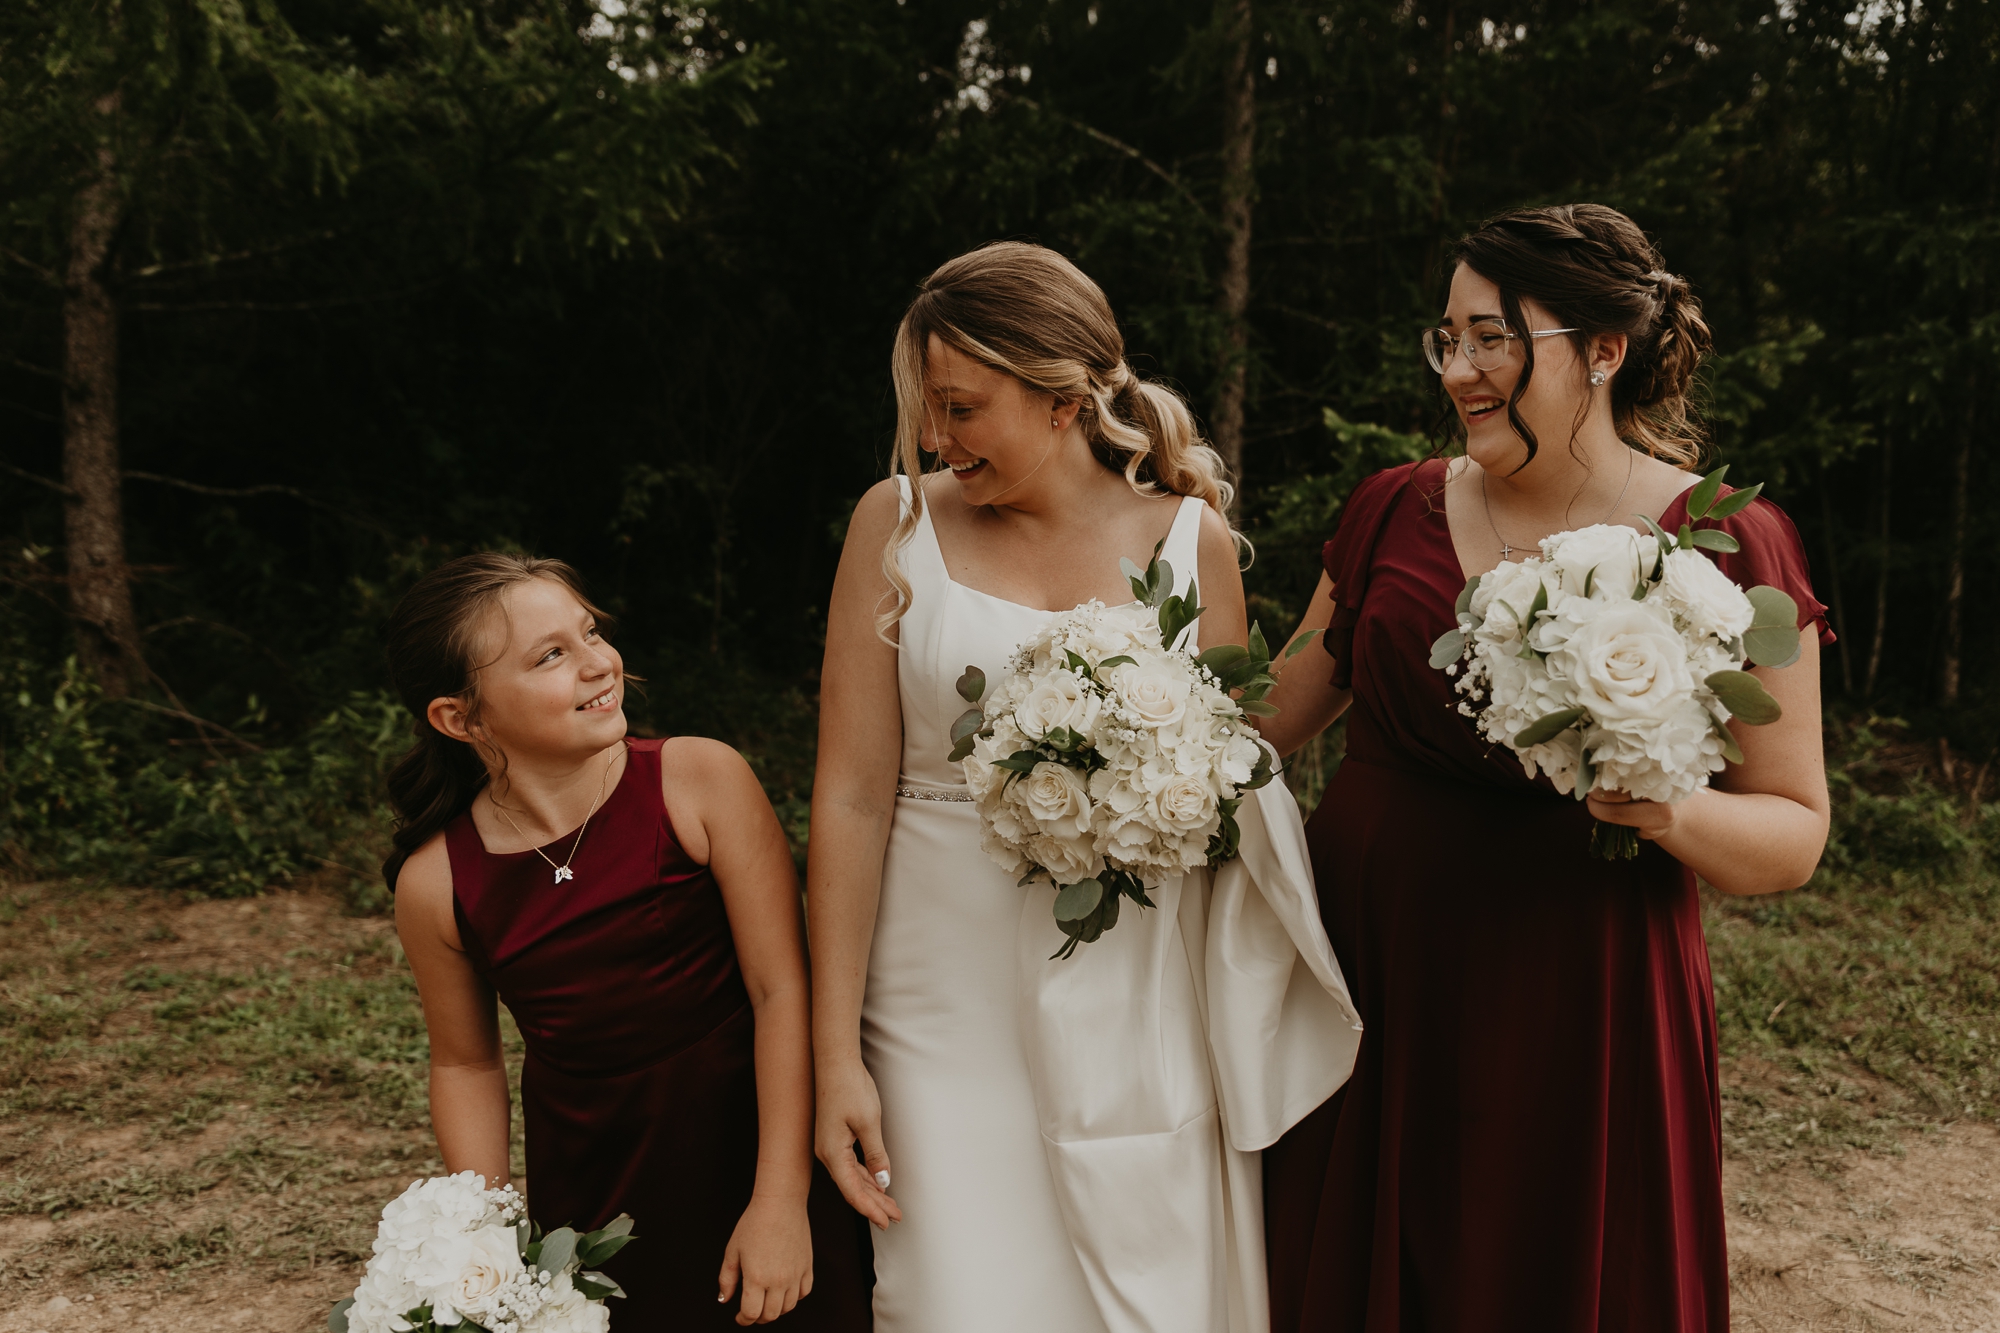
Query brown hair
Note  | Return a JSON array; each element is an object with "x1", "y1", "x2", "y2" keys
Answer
[
  {"x1": 1449, "y1": 203, "x2": 1714, "y2": 469},
  {"x1": 881, "y1": 241, "x2": 1235, "y2": 631},
  {"x1": 380, "y1": 552, "x2": 609, "y2": 891}
]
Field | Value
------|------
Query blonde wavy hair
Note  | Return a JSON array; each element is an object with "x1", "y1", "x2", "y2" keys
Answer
[{"x1": 880, "y1": 242, "x2": 1235, "y2": 633}]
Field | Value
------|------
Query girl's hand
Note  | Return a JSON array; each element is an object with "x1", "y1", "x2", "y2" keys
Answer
[
  {"x1": 815, "y1": 1057, "x2": 901, "y2": 1228},
  {"x1": 1585, "y1": 788, "x2": 1678, "y2": 840},
  {"x1": 718, "y1": 1194, "x2": 813, "y2": 1326}
]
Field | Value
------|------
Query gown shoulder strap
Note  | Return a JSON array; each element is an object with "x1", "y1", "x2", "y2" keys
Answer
[{"x1": 1159, "y1": 494, "x2": 1206, "y2": 598}]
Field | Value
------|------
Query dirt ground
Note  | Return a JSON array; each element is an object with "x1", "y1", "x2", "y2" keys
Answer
[{"x1": 2, "y1": 884, "x2": 1997, "y2": 1331}]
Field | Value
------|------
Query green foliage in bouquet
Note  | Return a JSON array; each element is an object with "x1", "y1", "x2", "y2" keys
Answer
[
  {"x1": 328, "y1": 1215, "x2": 636, "y2": 1333},
  {"x1": 949, "y1": 542, "x2": 1297, "y2": 959}
]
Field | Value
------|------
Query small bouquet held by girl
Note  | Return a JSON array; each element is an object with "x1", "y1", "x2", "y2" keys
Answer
[
  {"x1": 950, "y1": 544, "x2": 1314, "y2": 957},
  {"x1": 330, "y1": 1173, "x2": 635, "y2": 1333},
  {"x1": 1429, "y1": 466, "x2": 1799, "y2": 859}
]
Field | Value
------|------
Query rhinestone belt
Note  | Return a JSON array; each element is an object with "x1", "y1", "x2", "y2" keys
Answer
[{"x1": 896, "y1": 784, "x2": 974, "y2": 803}]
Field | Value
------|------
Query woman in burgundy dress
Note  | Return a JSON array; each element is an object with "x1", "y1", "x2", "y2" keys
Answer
[
  {"x1": 383, "y1": 553, "x2": 871, "y2": 1330},
  {"x1": 1255, "y1": 205, "x2": 1832, "y2": 1331}
]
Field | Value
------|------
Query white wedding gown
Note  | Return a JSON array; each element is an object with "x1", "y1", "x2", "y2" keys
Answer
[{"x1": 863, "y1": 480, "x2": 1364, "y2": 1333}]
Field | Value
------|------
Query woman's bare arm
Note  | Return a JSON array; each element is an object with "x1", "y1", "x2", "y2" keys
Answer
[
  {"x1": 669, "y1": 738, "x2": 817, "y2": 1325},
  {"x1": 806, "y1": 481, "x2": 906, "y2": 1229},
  {"x1": 394, "y1": 839, "x2": 511, "y2": 1184},
  {"x1": 1253, "y1": 572, "x2": 1354, "y2": 758},
  {"x1": 1588, "y1": 629, "x2": 1830, "y2": 893}
]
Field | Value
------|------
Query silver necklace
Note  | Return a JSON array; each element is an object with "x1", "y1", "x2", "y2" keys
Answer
[
  {"x1": 494, "y1": 745, "x2": 620, "y2": 885},
  {"x1": 1479, "y1": 449, "x2": 1636, "y2": 560}
]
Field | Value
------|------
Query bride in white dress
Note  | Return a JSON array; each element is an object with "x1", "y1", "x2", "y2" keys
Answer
[{"x1": 808, "y1": 242, "x2": 1362, "y2": 1333}]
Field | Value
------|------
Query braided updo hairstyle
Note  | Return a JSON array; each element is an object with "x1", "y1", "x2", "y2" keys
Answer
[
  {"x1": 1450, "y1": 203, "x2": 1714, "y2": 468},
  {"x1": 880, "y1": 241, "x2": 1235, "y2": 632}
]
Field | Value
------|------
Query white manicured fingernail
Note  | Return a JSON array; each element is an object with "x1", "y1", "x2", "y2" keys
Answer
[{"x1": 874, "y1": 1170, "x2": 891, "y2": 1189}]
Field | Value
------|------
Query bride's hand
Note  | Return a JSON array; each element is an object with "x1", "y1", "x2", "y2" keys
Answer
[
  {"x1": 815, "y1": 1057, "x2": 902, "y2": 1228},
  {"x1": 718, "y1": 1193, "x2": 813, "y2": 1325}
]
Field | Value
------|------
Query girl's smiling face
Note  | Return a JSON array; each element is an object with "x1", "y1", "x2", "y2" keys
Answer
[
  {"x1": 918, "y1": 334, "x2": 1079, "y2": 506},
  {"x1": 457, "y1": 577, "x2": 627, "y2": 765},
  {"x1": 1438, "y1": 263, "x2": 1594, "y2": 476}
]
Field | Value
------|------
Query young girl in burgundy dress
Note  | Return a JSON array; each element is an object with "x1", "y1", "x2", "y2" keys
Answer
[
  {"x1": 383, "y1": 553, "x2": 871, "y2": 1330},
  {"x1": 1256, "y1": 206, "x2": 1832, "y2": 1331}
]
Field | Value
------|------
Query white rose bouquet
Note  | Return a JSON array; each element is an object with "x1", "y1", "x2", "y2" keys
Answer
[
  {"x1": 951, "y1": 544, "x2": 1314, "y2": 957},
  {"x1": 330, "y1": 1173, "x2": 635, "y2": 1333},
  {"x1": 1429, "y1": 466, "x2": 1800, "y2": 860}
]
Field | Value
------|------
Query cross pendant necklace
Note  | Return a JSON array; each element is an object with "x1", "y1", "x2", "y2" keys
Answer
[
  {"x1": 1480, "y1": 450, "x2": 1635, "y2": 563},
  {"x1": 495, "y1": 744, "x2": 620, "y2": 886}
]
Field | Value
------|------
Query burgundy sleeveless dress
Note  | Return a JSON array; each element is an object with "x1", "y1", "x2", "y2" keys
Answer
[
  {"x1": 1263, "y1": 460, "x2": 1832, "y2": 1332},
  {"x1": 444, "y1": 738, "x2": 872, "y2": 1331}
]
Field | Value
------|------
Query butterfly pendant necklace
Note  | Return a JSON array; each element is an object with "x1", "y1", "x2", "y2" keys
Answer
[{"x1": 495, "y1": 744, "x2": 621, "y2": 885}]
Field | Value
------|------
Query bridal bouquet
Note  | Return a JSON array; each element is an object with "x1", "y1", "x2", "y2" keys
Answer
[
  {"x1": 1430, "y1": 467, "x2": 1800, "y2": 859},
  {"x1": 329, "y1": 1173, "x2": 635, "y2": 1333},
  {"x1": 952, "y1": 544, "x2": 1312, "y2": 957}
]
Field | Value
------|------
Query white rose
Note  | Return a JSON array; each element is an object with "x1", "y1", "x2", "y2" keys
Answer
[
  {"x1": 1545, "y1": 523, "x2": 1650, "y2": 601},
  {"x1": 1586, "y1": 698, "x2": 1727, "y2": 803},
  {"x1": 1014, "y1": 671, "x2": 1100, "y2": 741},
  {"x1": 1113, "y1": 662, "x2": 1191, "y2": 729},
  {"x1": 1148, "y1": 772, "x2": 1217, "y2": 832},
  {"x1": 1019, "y1": 761, "x2": 1094, "y2": 838},
  {"x1": 1470, "y1": 558, "x2": 1554, "y2": 646},
  {"x1": 412, "y1": 1224, "x2": 524, "y2": 1326},
  {"x1": 1031, "y1": 829, "x2": 1102, "y2": 883},
  {"x1": 1548, "y1": 601, "x2": 1693, "y2": 734},
  {"x1": 1656, "y1": 548, "x2": 1756, "y2": 642}
]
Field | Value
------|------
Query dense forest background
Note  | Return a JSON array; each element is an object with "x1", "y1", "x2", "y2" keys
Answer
[{"x1": 1, "y1": 0, "x2": 1995, "y2": 891}]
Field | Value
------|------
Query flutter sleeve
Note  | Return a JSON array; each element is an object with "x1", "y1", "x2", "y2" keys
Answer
[
  {"x1": 1697, "y1": 491, "x2": 1836, "y2": 647},
  {"x1": 1319, "y1": 461, "x2": 1423, "y2": 690}
]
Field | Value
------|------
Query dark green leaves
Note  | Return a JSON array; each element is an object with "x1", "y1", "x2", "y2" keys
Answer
[
  {"x1": 1685, "y1": 465, "x2": 1729, "y2": 521},
  {"x1": 1680, "y1": 465, "x2": 1764, "y2": 554},
  {"x1": 536, "y1": 1226, "x2": 579, "y2": 1277},
  {"x1": 1284, "y1": 628, "x2": 1325, "y2": 660},
  {"x1": 1049, "y1": 869, "x2": 1152, "y2": 960},
  {"x1": 1704, "y1": 484, "x2": 1764, "y2": 520},
  {"x1": 1743, "y1": 586, "x2": 1803, "y2": 668},
  {"x1": 1124, "y1": 540, "x2": 1173, "y2": 607},
  {"x1": 1158, "y1": 586, "x2": 1205, "y2": 647},
  {"x1": 1053, "y1": 878, "x2": 1104, "y2": 922},
  {"x1": 992, "y1": 749, "x2": 1043, "y2": 775},
  {"x1": 328, "y1": 1298, "x2": 354, "y2": 1333},
  {"x1": 1512, "y1": 706, "x2": 1586, "y2": 748},
  {"x1": 946, "y1": 707, "x2": 986, "y2": 762},
  {"x1": 578, "y1": 1214, "x2": 637, "y2": 1271},
  {"x1": 955, "y1": 666, "x2": 986, "y2": 704},
  {"x1": 575, "y1": 1273, "x2": 629, "y2": 1301},
  {"x1": 1705, "y1": 670, "x2": 1783, "y2": 725},
  {"x1": 1690, "y1": 528, "x2": 1741, "y2": 554}
]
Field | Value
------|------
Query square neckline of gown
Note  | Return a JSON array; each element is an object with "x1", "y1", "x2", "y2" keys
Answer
[
  {"x1": 1423, "y1": 457, "x2": 1702, "y2": 584},
  {"x1": 920, "y1": 487, "x2": 1204, "y2": 615}
]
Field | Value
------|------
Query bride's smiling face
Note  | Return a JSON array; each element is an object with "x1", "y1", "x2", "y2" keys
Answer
[
  {"x1": 919, "y1": 334, "x2": 1080, "y2": 505},
  {"x1": 433, "y1": 577, "x2": 627, "y2": 767}
]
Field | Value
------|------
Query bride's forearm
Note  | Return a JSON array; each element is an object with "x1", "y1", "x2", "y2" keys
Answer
[{"x1": 806, "y1": 796, "x2": 892, "y2": 1069}]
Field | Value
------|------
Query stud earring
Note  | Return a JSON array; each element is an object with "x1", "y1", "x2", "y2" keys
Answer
[{"x1": 1589, "y1": 371, "x2": 1607, "y2": 386}]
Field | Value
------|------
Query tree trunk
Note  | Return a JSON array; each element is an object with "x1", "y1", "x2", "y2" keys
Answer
[
  {"x1": 1864, "y1": 436, "x2": 1892, "y2": 701},
  {"x1": 62, "y1": 92, "x2": 143, "y2": 697},
  {"x1": 1940, "y1": 378, "x2": 1974, "y2": 706},
  {"x1": 1211, "y1": 0, "x2": 1254, "y2": 502}
]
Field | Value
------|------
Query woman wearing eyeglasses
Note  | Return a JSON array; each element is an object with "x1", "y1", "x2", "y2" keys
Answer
[{"x1": 1252, "y1": 205, "x2": 1832, "y2": 1331}]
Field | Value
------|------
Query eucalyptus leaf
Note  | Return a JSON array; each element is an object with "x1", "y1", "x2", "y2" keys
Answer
[
  {"x1": 1574, "y1": 753, "x2": 1596, "y2": 801},
  {"x1": 1685, "y1": 465, "x2": 1729, "y2": 520},
  {"x1": 576, "y1": 1274, "x2": 628, "y2": 1301},
  {"x1": 1148, "y1": 559, "x2": 1176, "y2": 608},
  {"x1": 949, "y1": 708, "x2": 984, "y2": 745},
  {"x1": 1689, "y1": 528, "x2": 1741, "y2": 554},
  {"x1": 1677, "y1": 522, "x2": 1695, "y2": 551},
  {"x1": 329, "y1": 1298, "x2": 355, "y2": 1333},
  {"x1": 1238, "y1": 699, "x2": 1279, "y2": 717},
  {"x1": 537, "y1": 1227, "x2": 579, "y2": 1277},
  {"x1": 1637, "y1": 513, "x2": 1676, "y2": 553},
  {"x1": 1284, "y1": 627, "x2": 1326, "y2": 660},
  {"x1": 1454, "y1": 574, "x2": 1482, "y2": 618},
  {"x1": 1705, "y1": 670, "x2": 1783, "y2": 725},
  {"x1": 579, "y1": 1232, "x2": 636, "y2": 1267},
  {"x1": 1053, "y1": 878, "x2": 1105, "y2": 923},
  {"x1": 1095, "y1": 654, "x2": 1137, "y2": 671},
  {"x1": 1717, "y1": 723, "x2": 1745, "y2": 765},
  {"x1": 993, "y1": 751, "x2": 1042, "y2": 774},
  {"x1": 1120, "y1": 556, "x2": 1147, "y2": 591},
  {"x1": 1512, "y1": 706, "x2": 1587, "y2": 748},
  {"x1": 1428, "y1": 628, "x2": 1465, "y2": 669},
  {"x1": 1196, "y1": 644, "x2": 1251, "y2": 673},
  {"x1": 955, "y1": 666, "x2": 985, "y2": 704},
  {"x1": 1746, "y1": 584, "x2": 1800, "y2": 629},
  {"x1": 1743, "y1": 626, "x2": 1803, "y2": 668},
  {"x1": 1703, "y1": 482, "x2": 1764, "y2": 519},
  {"x1": 946, "y1": 734, "x2": 977, "y2": 763}
]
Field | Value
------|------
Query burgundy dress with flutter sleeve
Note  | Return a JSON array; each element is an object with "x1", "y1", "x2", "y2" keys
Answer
[
  {"x1": 1262, "y1": 459, "x2": 1832, "y2": 1333},
  {"x1": 443, "y1": 738, "x2": 872, "y2": 1331}
]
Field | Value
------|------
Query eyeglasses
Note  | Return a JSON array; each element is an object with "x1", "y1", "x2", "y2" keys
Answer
[{"x1": 1421, "y1": 319, "x2": 1579, "y2": 374}]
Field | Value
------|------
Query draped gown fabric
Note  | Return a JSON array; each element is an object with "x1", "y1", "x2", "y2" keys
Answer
[
  {"x1": 444, "y1": 739, "x2": 873, "y2": 1332},
  {"x1": 864, "y1": 481, "x2": 1363, "y2": 1333},
  {"x1": 1262, "y1": 459, "x2": 1834, "y2": 1333}
]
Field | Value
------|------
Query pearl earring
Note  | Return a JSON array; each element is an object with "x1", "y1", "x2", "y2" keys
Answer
[{"x1": 1589, "y1": 371, "x2": 1607, "y2": 386}]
